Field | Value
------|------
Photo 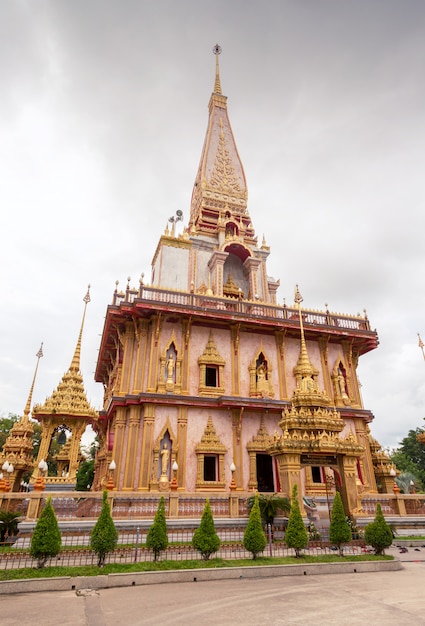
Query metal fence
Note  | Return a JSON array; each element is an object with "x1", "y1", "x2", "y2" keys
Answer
[{"x1": 0, "y1": 524, "x2": 366, "y2": 571}]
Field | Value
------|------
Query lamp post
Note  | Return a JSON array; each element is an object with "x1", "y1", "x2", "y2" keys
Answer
[
  {"x1": 6, "y1": 463, "x2": 15, "y2": 491},
  {"x1": 229, "y1": 461, "x2": 236, "y2": 491},
  {"x1": 170, "y1": 460, "x2": 178, "y2": 491},
  {"x1": 106, "y1": 460, "x2": 116, "y2": 491},
  {"x1": 390, "y1": 466, "x2": 400, "y2": 493},
  {"x1": 34, "y1": 459, "x2": 48, "y2": 491},
  {"x1": 2, "y1": 462, "x2": 10, "y2": 492}
]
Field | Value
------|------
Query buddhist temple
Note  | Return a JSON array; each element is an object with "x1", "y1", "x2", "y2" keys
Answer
[{"x1": 91, "y1": 46, "x2": 395, "y2": 516}]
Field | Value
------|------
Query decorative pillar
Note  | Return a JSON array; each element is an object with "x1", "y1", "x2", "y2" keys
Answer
[
  {"x1": 123, "y1": 405, "x2": 141, "y2": 489},
  {"x1": 146, "y1": 315, "x2": 162, "y2": 392},
  {"x1": 243, "y1": 257, "x2": 261, "y2": 300},
  {"x1": 208, "y1": 250, "x2": 228, "y2": 297},
  {"x1": 177, "y1": 407, "x2": 188, "y2": 491},
  {"x1": 138, "y1": 404, "x2": 155, "y2": 490}
]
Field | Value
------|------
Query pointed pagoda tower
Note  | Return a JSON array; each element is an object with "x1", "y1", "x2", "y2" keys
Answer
[
  {"x1": 32, "y1": 287, "x2": 97, "y2": 489},
  {"x1": 268, "y1": 286, "x2": 367, "y2": 514},
  {"x1": 95, "y1": 47, "x2": 384, "y2": 517},
  {"x1": 0, "y1": 345, "x2": 43, "y2": 491}
]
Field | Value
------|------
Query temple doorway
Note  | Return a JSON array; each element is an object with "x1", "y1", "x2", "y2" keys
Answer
[{"x1": 256, "y1": 454, "x2": 274, "y2": 492}]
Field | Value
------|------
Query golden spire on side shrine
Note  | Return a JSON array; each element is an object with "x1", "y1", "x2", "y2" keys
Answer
[
  {"x1": 418, "y1": 333, "x2": 425, "y2": 361},
  {"x1": 32, "y1": 286, "x2": 97, "y2": 418},
  {"x1": 0, "y1": 343, "x2": 44, "y2": 490}
]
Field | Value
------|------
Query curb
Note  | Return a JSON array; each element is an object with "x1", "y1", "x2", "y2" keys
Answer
[{"x1": 0, "y1": 559, "x2": 402, "y2": 595}]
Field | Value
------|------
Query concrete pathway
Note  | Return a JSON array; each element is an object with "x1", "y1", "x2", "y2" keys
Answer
[{"x1": 1, "y1": 555, "x2": 425, "y2": 626}]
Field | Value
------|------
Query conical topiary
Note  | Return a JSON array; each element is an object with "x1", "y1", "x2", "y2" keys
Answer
[
  {"x1": 146, "y1": 496, "x2": 169, "y2": 561},
  {"x1": 364, "y1": 503, "x2": 393, "y2": 555},
  {"x1": 29, "y1": 497, "x2": 61, "y2": 568},
  {"x1": 90, "y1": 490, "x2": 118, "y2": 566},
  {"x1": 243, "y1": 494, "x2": 267, "y2": 559},
  {"x1": 329, "y1": 491, "x2": 352, "y2": 556},
  {"x1": 284, "y1": 484, "x2": 308, "y2": 558},
  {"x1": 192, "y1": 499, "x2": 220, "y2": 560}
]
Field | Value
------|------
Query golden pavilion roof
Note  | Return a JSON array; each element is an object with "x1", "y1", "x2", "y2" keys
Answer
[{"x1": 32, "y1": 288, "x2": 98, "y2": 419}]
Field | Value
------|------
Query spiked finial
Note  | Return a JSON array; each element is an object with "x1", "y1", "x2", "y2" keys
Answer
[
  {"x1": 213, "y1": 44, "x2": 222, "y2": 95},
  {"x1": 418, "y1": 333, "x2": 425, "y2": 360},
  {"x1": 70, "y1": 285, "x2": 91, "y2": 373},
  {"x1": 22, "y1": 343, "x2": 43, "y2": 420}
]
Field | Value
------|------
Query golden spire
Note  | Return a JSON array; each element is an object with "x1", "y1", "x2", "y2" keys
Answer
[
  {"x1": 292, "y1": 285, "x2": 330, "y2": 407},
  {"x1": 213, "y1": 43, "x2": 222, "y2": 94},
  {"x1": 70, "y1": 285, "x2": 91, "y2": 373},
  {"x1": 294, "y1": 285, "x2": 313, "y2": 376},
  {"x1": 189, "y1": 46, "x2": 248, "y2": 233},
  {"x1": 22, "y1": 343, "x2": 44, "y2": 422},
  {"x1": 32, "y1": 286, "x2": 97, "y2": 419},
  {"x1": 418, "y1": 333, "x2": 425, "y2": 360}
]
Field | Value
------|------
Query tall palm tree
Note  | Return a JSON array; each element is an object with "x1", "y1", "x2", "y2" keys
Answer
[{"x1": 0, "y1": 511, "x2": 20, "y2": 544}]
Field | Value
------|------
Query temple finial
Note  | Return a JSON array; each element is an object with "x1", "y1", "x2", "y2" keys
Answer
[
  {"x1": 294, "y1": 285, "x2": 311, "y2": 370},
  {"x1": 213, "y1": 44, "x2": 222, "y2": 95},
  {"x1": 418, "y1": 333, "x2": 425, "y2": 361},
  {"x1": 23, "y1": 343, "x2": 43, "y2": 419},
  {"x1": 70, "y1": 285, "x2": 91, "y2": 372}
]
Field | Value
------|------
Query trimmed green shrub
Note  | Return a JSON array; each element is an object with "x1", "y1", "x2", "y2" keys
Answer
[
  {"x1": 29, "y1": 497, "x2": 61, "y2": 568},
  {"x1": 146, "y1": 496, "x2": 168, "y2": 561},
  {"x1": 90, "y1": 490, "x2": 118, "y2": 566},
  {"x1": 285, "y1": 485, "x2": 308, "y2": 558},
  {"x1": 243, "y1": 494, "x2": 267, "y2": 559},
  {"x1": 192, "y1": 499, "x2": 220, "y2": 560},
  {"x1": 329, "y1": 492, "x2": 352, "y2": 556},
  {"x1": 364, "y1": 503, "x2": 393, "y2": 555}
]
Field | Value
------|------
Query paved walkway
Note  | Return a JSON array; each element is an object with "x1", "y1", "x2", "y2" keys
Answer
[{"x1": 2, "y1": 548, "x2": 425, "y2": 626}]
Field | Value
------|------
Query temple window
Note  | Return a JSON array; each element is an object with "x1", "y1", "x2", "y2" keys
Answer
[
  {"x1": 205, "y1": 366, "x2": 218, "y2": 387},
  {"x1": 203, "y1": 455, "x2": 218, "y2": 481},
  {"x1": 195, "y1": 416, "x2": 226, "y2": 490},
  {"x1": 198, "y1": 332, "x2": 225, "y2": 396}
]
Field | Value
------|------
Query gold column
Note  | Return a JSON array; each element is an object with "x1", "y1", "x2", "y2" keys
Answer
[
  {"x1": 181, "y1": 318, "x2": 191, "y2": 394},
  {"x1": 112, "y1": 407, "x2": 127, "y2": 490},
  {"x1": 123, "y1": 405, "x2": 141, "y2": 490},
  {"x1": 274, "y1": 452, "x2": 304, "y2": 510},
  {"x1": 120, "y1": 323, "x2": 136, "y2": 394},
  {"x1": 146, "y1": 316, "x2": 162, "y2": 392},
  {"x1": 318, "y1": 337, "x2": 332, "y2": 398},
  {"x1": 338, "y1": 454, "x2": 360, "y2": 516},
  {"x1": 231, "y1": 410, "x2": 243, "y2": 489},
  {"x1": 68, "y1": 421, "x2": 85, "y2": 479},
  {"x1": 133, "y1": 319, "x2": 149, "y2": 393},
  {"x1": 248, "y1": 451, "x2": 257, "y2": 490},
  {"x1": 32, "y1": 420, "x2": 55, "y2": 480},
  {"x1": 138, "y1": 404, "x2": 155, "y2": 490},
  {"x1": 354, "y1": 418, "x2": 377, "y2": 492},
  {"x1": 274, "y1": 331, "x2": 287, "y2": 399},
  {"x1": 230, "y1": 325, "x2": 240, "y2": 396},
  {"x1": 177, "y1": 407, "x2": 188, "y2": 491}
]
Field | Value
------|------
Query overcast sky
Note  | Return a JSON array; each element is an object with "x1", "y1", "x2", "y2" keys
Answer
[{"x1": 1, "y1": 0, "x2": 425, "y2": 450}]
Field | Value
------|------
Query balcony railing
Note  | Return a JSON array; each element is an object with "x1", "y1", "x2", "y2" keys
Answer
[{"x1": 112, "y1": 284, "x2": 371, "y2": 332}]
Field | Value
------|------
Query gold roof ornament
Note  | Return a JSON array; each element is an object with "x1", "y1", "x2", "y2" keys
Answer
[
  {"x1": 0, "y1": 344, "x2": 44, "y2": 487},
  {"x1": 33, "y1": 286, "x2": 97, "y2": 419},
  {"x1": 292, "y1": 285, "x2": 330, "y2": 408},
  {"x1": 189, "y1": 45, "x2": 249, "y2": 237}
]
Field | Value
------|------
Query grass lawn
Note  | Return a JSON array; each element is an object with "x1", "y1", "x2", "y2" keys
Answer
[{"x1": 0, "y1": 554, "x2": 393, "y2": 581}]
